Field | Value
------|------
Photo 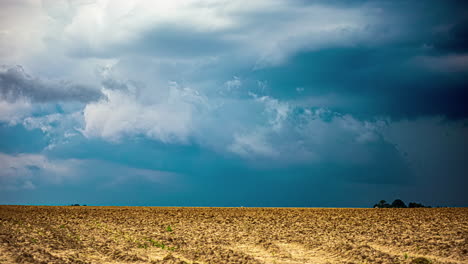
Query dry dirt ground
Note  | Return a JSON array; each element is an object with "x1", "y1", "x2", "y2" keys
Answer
[{"x1": 0, "y1": 206, "x2": 466, "y2": 264}]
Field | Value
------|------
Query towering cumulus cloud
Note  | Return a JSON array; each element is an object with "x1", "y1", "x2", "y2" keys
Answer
[{"x1": 81, "y1": 85, "x2": 203, "y2": 143}]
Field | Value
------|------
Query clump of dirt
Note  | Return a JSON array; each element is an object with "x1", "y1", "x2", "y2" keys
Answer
[
  {"x1": 0, "y1": 206, "x2": 466, "y2": 263},
  {"x1": 411, "y1": 257, "x2": 431, "y2": 264}
]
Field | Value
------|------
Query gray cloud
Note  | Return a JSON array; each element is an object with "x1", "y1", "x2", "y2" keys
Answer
[{"x1": 0, "y1": 65, "x2": 104, "y2": 103}]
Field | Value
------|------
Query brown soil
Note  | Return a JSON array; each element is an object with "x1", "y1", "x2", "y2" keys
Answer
[{"x1": 0, "y1": 206, "x2": 466, "y2": 264}]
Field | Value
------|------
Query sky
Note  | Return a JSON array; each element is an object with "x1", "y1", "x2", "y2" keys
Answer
[{"x1": 0, "y1": 0, "x2": 467, "y2": 207}]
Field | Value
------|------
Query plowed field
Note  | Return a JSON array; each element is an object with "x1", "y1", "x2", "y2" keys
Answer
[{"x1": 0, "y1": 206, "x2": 466, "y2": 263}]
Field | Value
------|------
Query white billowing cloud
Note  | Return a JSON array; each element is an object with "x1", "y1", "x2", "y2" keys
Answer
[
  {"x1": 82, "y1": 83, "x2": 206, "y2": 143},
  {"x1": 0, "y1": 0, "x2": 399, "y2": 85},
  {"x1": 76, "y1": 75, "x2": 383, "y2": 164},
  {"x1": 1, "y1": 0, "x2": 383, "y2": 66}
]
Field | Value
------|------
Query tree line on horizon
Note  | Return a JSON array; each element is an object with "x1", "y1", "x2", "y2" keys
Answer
[{"x1": 374, "y1": 199, "x2": 430, "y2": 208}]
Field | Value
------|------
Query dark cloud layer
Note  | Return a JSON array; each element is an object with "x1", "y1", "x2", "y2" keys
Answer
[
  {"x1": 0, "y1": 66, "x2": 103, "y2": 103},
  {"x1": 250, "y1": 47, "x2": 468, "y2": 119},
  {"x1": 240, "y1": 0, "x2": 468, "y2": 119}
]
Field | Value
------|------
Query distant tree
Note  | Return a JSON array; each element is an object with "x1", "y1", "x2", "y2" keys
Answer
[
  {"x1": 374, "y1": 200, "x2": 391, "y2": 208},
  {"x1": 391, "y1": 199, "x2": 407, "y2": 208},
  {"x1": 408, "y1": 202, "x2": 427, "y2": 208},
  {"x1": 375, "y1": 200, "x2": 430, "y2": 208}
]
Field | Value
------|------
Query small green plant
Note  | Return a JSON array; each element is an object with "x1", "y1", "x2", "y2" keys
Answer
[
  {"x1": 145, "y1": 238, "x2": 177, "y2": 251},
  {"x1": 31, "y1": 238, "x2": 38, "y2": 243},
  {"x1": 59, "y1": 224, "x2": 66, "y2": 229},
  {"x1": 404, "y1": 253, "x2": 409, "y2": 259},
  {"x1": 167, "y1": 246, "x2": 176, "y2": 251},
  {"x1": 148, "y1": 238, "x2": 175, "y2": 251},
  {"x1": 166, "y1": 225, "x2": 173, "y2": 232},
  {"x1": 137, "y1": 243, "x2": 148, "y2": 249}
]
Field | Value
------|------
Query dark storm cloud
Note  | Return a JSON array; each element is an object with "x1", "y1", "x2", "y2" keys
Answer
[
  {"x1": 250, "y1": 46, "x2": 467, "y2": 119},
  {"x1": 0, "y1": 66, "x2": 104, "y2": 103},
  {"x1": 248, "y1": 0, "x2": 468, "y2": 120},
  {"x1": 434, "y1": 20, "x2": 468, "y2": 53}
]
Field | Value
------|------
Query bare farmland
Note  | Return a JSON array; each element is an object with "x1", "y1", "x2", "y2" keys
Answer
[{"x1": 0, "y1": 206, "x2": 466, "y2": 263}]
